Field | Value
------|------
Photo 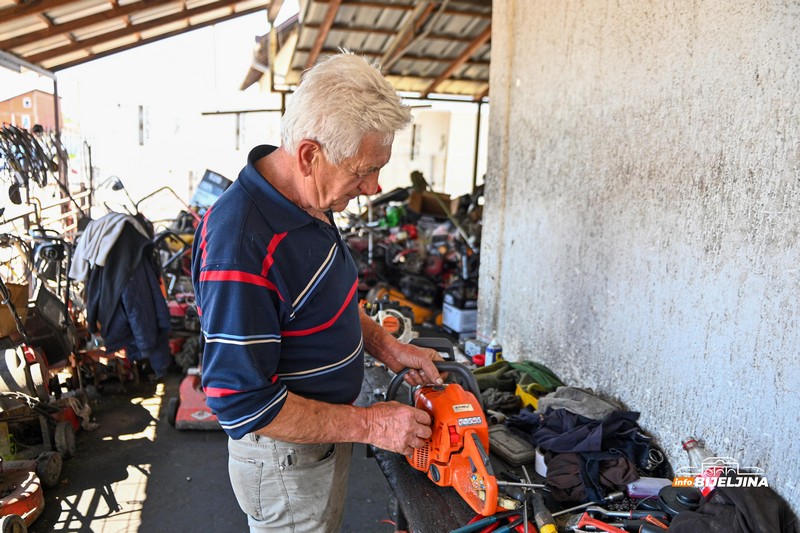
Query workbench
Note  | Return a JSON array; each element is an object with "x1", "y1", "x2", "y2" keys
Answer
[{"x1": 356, "y1": 356, "x2": 480, "y2": 533}]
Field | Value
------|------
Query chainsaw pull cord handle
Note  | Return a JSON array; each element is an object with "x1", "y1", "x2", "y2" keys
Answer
[{"x1": 386, "y1": 361, "x2": 483, "y2": 409}]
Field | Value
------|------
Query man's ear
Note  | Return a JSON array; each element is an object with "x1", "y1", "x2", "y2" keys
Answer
[{"x1": 297, "y1": 140, "x2": 321, "y2": 176}]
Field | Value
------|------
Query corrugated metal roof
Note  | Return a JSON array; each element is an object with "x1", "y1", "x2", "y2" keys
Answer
[
  {"x1": 0, "y1": 0, "x2": 280, "y2": 72},
  {"x1": 244, "y1": 0, "x2": 491, "y2": 100}
]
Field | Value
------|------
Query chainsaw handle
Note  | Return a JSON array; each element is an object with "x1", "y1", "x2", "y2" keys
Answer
[{"x1": 386, "y1": 361, "x2": 483, "y2": 409}]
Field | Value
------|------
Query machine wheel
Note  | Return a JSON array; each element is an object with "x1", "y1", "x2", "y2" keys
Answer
[
  {"x1": 35, "y1": 451, "x2": 63, "y2": 488},
  {"x1": 0, "y1": 514, "x2": 27, "y2": 533},
  {"x1": 167, "y1": 396, "x2": 179, "y2": 427},
  {"x1": 54, "y1": 421, "x2": 76, "y2": 459}
]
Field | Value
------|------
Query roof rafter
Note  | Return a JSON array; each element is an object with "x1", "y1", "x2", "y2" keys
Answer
[
  {"x1": 27, "y1": 0, "x2": 265, "y2": 64},
  {"x1": 421, "y1": 22, "x2": 490, "y2": 97},
  {"x1": 0, "y1": 0, "x2": 78, "y2": 25},
  {"x1": 0, "y1": 0, "x2": 167, "y2": 51},
  {"x1": 304, "y1": 22, "x2": 475, "y2": 43},
  {"x1": 313, "y1": 0, "x2": 491, "y2": 19},
  {"x1": 296, "y1": 46, "x2": 489, "y2": 68},
  {"x1": 267, "y1": 0, "x2": 284, "y2": 23},
  {"x1": 305, "y1": 0, "x2": 341, "y2": 68},
  {"x1": 48, "y1": 4, "x2": 269, "y2": 71}
]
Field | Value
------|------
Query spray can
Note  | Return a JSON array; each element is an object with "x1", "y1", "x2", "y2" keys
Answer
[{"x1": 484, "y1": 335, "x2": 503, "y2": 366}]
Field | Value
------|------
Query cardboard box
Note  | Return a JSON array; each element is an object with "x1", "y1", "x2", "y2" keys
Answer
[
  {"x1": 407, "y1": 191, "x2": 451, "y2": 217},
  {"x1": 0, "y1": 283, "x2": 28, "y2": 338}
]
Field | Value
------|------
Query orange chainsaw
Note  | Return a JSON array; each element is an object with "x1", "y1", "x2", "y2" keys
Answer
[{"x1": 387, "y1": 361, "x2": 498, "y2": 516}]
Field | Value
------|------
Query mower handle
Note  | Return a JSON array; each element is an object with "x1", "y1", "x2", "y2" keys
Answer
[{"x1": 386, "y1": 361, "x2": 483, "y2": 409}]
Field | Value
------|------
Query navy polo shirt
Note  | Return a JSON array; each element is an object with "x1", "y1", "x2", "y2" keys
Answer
[{"x1": 192, "y1": 145, "x2": 364, "y2": 439}]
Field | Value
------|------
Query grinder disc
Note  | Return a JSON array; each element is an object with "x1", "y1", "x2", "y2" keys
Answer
[{"x1": 658, "y1": 485, "x2": 703, "y2": 517}]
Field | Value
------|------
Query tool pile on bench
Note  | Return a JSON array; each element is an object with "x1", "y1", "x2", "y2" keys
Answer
[{"x1": 382, "y1": 352, "x2": 795, "y2": 533}]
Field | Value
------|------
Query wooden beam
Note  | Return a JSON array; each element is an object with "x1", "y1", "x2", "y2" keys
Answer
[
  {"x1": 267, "y1": 0, "x2": 284, "y2": 24},
  {"x1": 0, "y1": 0, "x2": 178, "y2": 51},
  {"x1": 381, "y1": 1, "x2": 435, "y2": 70},
  {"x1": 295, "y1": 47, "x2": 490, "y2": 68},
  {"x1": 303, "y1": 22, "x2": 476, "y2": 43},
  {"x1": 47, "y1": 5, "x2": 268, "y2": 71},
  {"x1": 0, "y1": 0, "x2": 77, "y2": 25},
  {"x1": 305, "y1": 0, "x2": 341, "y2": 68},
  {"x1": 313, "y1": 0, "x2": 491, "y2": 19},
  {"x1": 474, "y1": 84, "x2": 489, "y2": 101},
  {"x1": 421, "y1": 22, "x2": 490, "y2": 97},
  {"x1": 27, "y1": 0, "x2": 266, "y2": 64}
]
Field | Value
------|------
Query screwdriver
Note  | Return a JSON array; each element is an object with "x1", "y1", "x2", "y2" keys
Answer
[
  {"x1": 520, "y1": 465, "x2": 558, "y2": 533},
  {"x1": 551, "y1": 491, "x2": 625, "y2": 517}
]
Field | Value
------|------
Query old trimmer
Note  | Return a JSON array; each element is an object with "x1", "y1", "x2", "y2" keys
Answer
[{"x1": 387, "y1": 361, "x2": 498, "y2": 516}]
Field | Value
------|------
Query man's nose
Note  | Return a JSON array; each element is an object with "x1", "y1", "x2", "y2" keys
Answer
[{"x1": 360, "y1": 173, "x2": 380, "y2": 195}]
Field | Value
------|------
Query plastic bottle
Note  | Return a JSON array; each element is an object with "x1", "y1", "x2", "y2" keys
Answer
[
  {"x1": 484, "y1": 334, "x2": 503, "y2": 366},
  {"x1": 682, "y1": 436, "x2": 718, "y2": 497}
]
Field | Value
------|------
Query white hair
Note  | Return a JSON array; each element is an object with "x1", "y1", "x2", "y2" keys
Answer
[{"x1": 281, "y1": 52, "x2": 413, "y2": 164}]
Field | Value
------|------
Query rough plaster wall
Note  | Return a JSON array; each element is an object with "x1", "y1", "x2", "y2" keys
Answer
[{"x1": 480, "y1": 0, "x2": 800, "y2": 510}]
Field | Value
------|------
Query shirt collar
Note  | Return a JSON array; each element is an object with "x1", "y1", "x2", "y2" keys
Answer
[{"x1": 237, "y1": 145, "x2": 312, "y2": 233}]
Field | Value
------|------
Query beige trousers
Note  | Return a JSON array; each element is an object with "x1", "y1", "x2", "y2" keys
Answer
[{"x1": 228, "y1": 434, "x2": 353, "y2": 533}]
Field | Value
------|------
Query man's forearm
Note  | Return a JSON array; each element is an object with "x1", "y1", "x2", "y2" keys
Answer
[
  {"x1": 253, "y1": 390, "x2": 432, "y2": 454},
  {"x1": 254, "y1": 391, "x2": 369, "y2": 443}
]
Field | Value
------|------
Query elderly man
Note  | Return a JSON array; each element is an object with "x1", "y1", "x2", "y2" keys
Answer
[{"x1": 191, "y1": 52, "x2": 443, "y2": 532}]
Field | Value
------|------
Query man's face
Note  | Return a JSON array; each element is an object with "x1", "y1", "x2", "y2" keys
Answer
[{"x1": 308, "y1": 133, "x2": 393, "y2": 212}]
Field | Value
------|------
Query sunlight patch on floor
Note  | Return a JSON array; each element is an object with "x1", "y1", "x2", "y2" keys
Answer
[
  {"x1": 117, "y1": 382, "x2": 165, "y2": 442},
  {"x1": 54, "y1": 463, "x2": 150, "y2": 532}
]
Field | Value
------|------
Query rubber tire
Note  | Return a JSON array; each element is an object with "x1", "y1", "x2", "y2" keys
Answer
[
  {"x1": 0, "y1": 514, "x2": 27, "y2": 533},
  {"x1": 54, "y1": 421, "x2": 76, "y2": 459},
  {"x1": 35, "y1": 451, "x2": 63, "y2": 488},
  {"x1": 167, "y1": 396, "x2": 180, "y2": 427}
]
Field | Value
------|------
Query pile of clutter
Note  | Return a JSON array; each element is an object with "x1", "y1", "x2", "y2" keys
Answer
[
  {"x1": 464, "y1": 348, "x2": 797, "y2": 532},
  {"x1": 339, "y1": 176, "x2": 482, "y2": 337}
]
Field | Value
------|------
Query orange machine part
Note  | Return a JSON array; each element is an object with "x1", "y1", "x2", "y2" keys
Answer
[
  {"x1": 409, "y1": 383, "x2": 498, "y2": 516},
  {"x1": 0, "y1": 468, "x2": 45, "y2": 526}
]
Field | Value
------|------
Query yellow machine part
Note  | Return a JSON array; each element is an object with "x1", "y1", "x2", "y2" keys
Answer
[{"x1": 365, "y1": 285, "x2": 441, "y2": 326}]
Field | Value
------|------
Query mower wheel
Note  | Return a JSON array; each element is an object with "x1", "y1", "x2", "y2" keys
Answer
[
  {"x1": 54, "y1": 421, "x2": 76, "y2": 458},
  {"x1": 0, "y1": 514, "x2": 26, "y2": 533},
  {"x1": 35, "y1": 451, "x2": 63, "y2": 488},
  {"x1": 167, "y1": 396, "x2": 180, "y2": 427}
]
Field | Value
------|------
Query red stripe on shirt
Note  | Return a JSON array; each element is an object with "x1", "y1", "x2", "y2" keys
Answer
[
  {"x1": 204, "y1": 386, "x2": 241, "y2": 398},
  {"x1": 281, "y1": 278, "x2": 358, "y2": 337},
  {"x1": 261, "y1": 232, "x2": 287, "y2": 277},
  {"x1": 200, "y1": 207, "x2": 213, "y2": 268},
  {"x1": 200, "y1": 270, "x2": 285, "y2": 302}
]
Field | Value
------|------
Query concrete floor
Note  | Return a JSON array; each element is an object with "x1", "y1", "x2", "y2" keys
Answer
[{"x1": 31, "y1": 371, "x2": 397, "y2": 533}]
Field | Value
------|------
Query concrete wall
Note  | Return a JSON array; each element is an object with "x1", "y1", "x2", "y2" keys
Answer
[{"x1": 480, "y1": 0, "x2": 800, "y2": 510}]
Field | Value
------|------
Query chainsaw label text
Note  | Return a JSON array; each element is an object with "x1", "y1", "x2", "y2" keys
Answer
[
  {"x1": 457, "y1": 416, "x2": 483, "y2": 426},
  {"x1": 452, "y1": 404, "x2": 475, "y2": 413}
]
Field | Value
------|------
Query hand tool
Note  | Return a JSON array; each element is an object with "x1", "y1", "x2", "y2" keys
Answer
[
  {"x1": 522, "y1": 494, "x2": 528, "y2": 533},
  {"x1": 497, "y1": 480, "x2": 547, "y2": 490},
  {"x1": 449, "y1": 512, "x2": 518, "y2": 533},
  {"x1": 387, "y1": 361, "x2": 499, "y2": 516},
  {"x1": 569, "y1": 519, "x2": 669, "y2": 532},
  {"x1": 639, "y1": 524, "x2": 670, "y2": 533},
  {"x1": 494, "y1": 515, "x2": 524, "y2": 533},
  {"x1": 584, "y1": 506, "x2": 669, "y2": 521},
  {"x1": 551, "y1": 491, "x2": 625, "y2": 517},
  {"x1": 519, "y1": 464, "x2": 557, "y2": 533},
  {"x1": 564, "y1": 512, "x2": 627, "y2": 533}
]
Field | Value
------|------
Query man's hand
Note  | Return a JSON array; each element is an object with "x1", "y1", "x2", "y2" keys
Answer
[
  {"x1": 365, "y1": 401, "x2": 432, "y2": 456},
  {"x1": 360, "y1": 309, "x2": 445, "y2": 386},
  {"x1": 389, "y1": 342, "x2": 445, "y2": 387}
]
